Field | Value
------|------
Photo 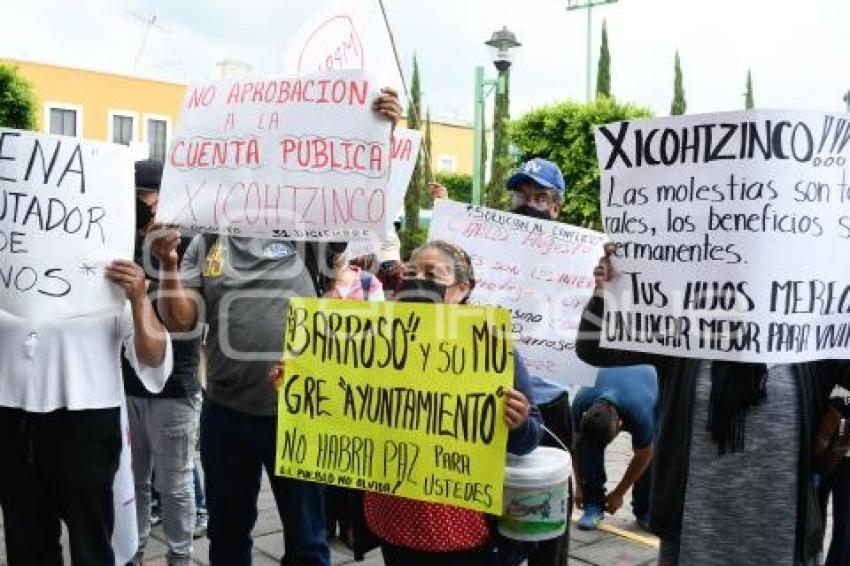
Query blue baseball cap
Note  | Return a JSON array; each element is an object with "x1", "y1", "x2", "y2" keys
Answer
[{"x1": 506, "y1": 158, "x2": 565, "y2": 194}]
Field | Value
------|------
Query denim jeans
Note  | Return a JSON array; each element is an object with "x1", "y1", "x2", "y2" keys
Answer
[
  {"x1": 193, "y1": 465, "x2": 206, "y2": 511},
  {"x1": 128, "y1": 396, "x2": 198, "y2": 565},
  {"x1": 578, "y1": 433, "x2": 651, "y2": 518},
  {"x1": 819, "y1": 458, "x2": 850, "y2": 566},
  {"x1": 200, "y1": 397, "x2": 329, "y2": 565}
]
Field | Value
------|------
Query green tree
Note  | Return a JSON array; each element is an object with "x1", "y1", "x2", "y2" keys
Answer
[
  {"x1": 0, "y1": 64, "x2": 37, "y2": 130},
  {"x1": 670, "y1": 50, "x2": 686, "y2": 115},
  {"x1": 596, "y1": 20, "x2": 611, "y2": 98},
  {"x1": 510, "y1": 97, "x2": 653, "y2": 228},
  {"x1": 435, "y1": 171, "x2": 472, "y2": 203},
  {"x1": 420, "y1": 108, "x2": 434, "y2": 209},
  {"x1": 486, "y1": 71, "x2": 511, "y2": 209},
  {"x1": 401, "y1": 56, "x2": 426, "y2": 257},
  {"x1": 745, "y1": 69, "x2": 755, "y2": 109}
]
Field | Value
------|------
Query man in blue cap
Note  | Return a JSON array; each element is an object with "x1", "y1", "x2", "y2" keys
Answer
[
  {"x1": 503, "y1": 159, "x2": 573, "y2": 566},
  {"x1": 432, "y1": 158, "x2": 573, "y2": 566}
]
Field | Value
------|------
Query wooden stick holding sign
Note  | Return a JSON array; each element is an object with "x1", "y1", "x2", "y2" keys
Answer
[{"x1": 275, "y1": 298, "x2": 513, "y2": 514}]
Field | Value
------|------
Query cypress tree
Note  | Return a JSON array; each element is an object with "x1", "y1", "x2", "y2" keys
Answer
[
  {"x1": 595, "y1": 20, "x2": 611, "y2": 98},
  {"x1": 670, "y1": 50, "x2": 686, "y2": 115}
]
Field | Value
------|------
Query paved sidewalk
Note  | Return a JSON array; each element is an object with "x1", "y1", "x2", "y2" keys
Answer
[{"x1": 0, "y1": 434, "x2": 660, "y2": 565}]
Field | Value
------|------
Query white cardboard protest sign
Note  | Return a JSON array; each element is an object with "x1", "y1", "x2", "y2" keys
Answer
[
  {"x1": 429, "y1": 199, "x2": 605, "y2": 385},
  {"x1": 282, "y1": 0, "x2": 403, "y2": 93},
  {"x1": 346, "y1": 127, "x2": 420, "y2": 258},
  {"x1": 157, "y1": 70, "x2": 392, "y2": 241},
  {"x1": 595, "y1": 109, "x2": 850, "y2": 363},
  {"x1": 112, "y1": 400, "x2": 139, "y2": 565},
  {"x1": 0, "y1": 128, "x2": 132, "y2": 321}
]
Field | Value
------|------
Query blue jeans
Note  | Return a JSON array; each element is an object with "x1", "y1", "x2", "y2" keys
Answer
[
  {"x1": 193, "y1": 465, "x2": 206, "y2": 511},
  {"x1": 819, "y1": 459, "x2": 850, "y2": 566},
  {"x1": 578, "y1": 434, "x2": 651, "y2": 517},
  {"x1": 200, "y1": 398, "x2": 329, "y2": 565}
]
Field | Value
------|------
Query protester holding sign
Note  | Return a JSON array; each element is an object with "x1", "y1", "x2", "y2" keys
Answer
[
  {"x1": 578, "y1": 245, "x2": 850, "y2": 566},
  {"x1": 432, "y1": 158, "x2": 578, "y2": 565},
  {"x1": 0, "y1": 258, "x2": 173, "y2": 566},
  {"x1": 152, "y1": 88, "x2": 401, "y2": 566},
  {"x1": 362, "y1": 240, "x2": 542, "y2": 566},
  {"x1": 123, "y1": 160, "x2": 201, "y2": 566},
  {"x1": 0, "y1": 130, "x2": 173, "y2": 565}
]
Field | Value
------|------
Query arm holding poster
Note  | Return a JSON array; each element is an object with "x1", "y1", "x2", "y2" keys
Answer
[
  {"x1": 506, "y1": 351, "x2": 542, "y2": 455},
  {"x1": 150, "y1": 227, "x2": 201, "y2": 333},
  {"x1": 576, "y1": 245, "x2": 666, "y2": 369},
  {"x1": 373, "y1": 87, "x2": 402, "y2": 127}
]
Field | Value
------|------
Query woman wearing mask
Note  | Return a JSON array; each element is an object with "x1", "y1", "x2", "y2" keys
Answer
[
  {"x1": 579, "y1": 245, "x2": 850, "y2": 566},
  {"x1": 362, "y1": 240, "x2": 543, "y2": 566}
]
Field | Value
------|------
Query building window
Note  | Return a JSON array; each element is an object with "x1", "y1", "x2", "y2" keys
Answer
[
  {"x1": 49, "y1": 108, "x2": 77, "y2": 137},
  {"x1": 147, "y1": 118, "x2": 168, "y2": 162},
  {"x1": 437, "y1": 155, "x2": 457, "y2": 173},
  {"x1": 112, "y1": 115, "x2": 134, "y2": 145}
]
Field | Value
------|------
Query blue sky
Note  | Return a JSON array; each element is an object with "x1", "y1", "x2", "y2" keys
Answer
[{"x1": 2, "y1": 0, "x2": 848, "y2": 122}]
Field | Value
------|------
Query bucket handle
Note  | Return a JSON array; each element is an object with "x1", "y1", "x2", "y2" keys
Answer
[{"x1": 541, "y1": 424, "x2": 570, "y2": 453}]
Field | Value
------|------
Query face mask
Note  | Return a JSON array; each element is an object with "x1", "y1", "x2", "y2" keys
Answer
[
  {"x1": 136, "y1": 197, "x2": 154, "y2": 232},
  {"x1": 511, "y1": 204, "x2": 554, "y2": 220},
  {"x1": 395, "y1": 277, "x2": 447, "y2": 303}
]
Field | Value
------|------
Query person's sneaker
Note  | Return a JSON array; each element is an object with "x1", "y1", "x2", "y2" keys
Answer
[
  {"x1": 635, "y1": 513, "x2": 651, "y2": 532},
  {"x1": 150, "y1": 506, "x2": 162, "y2": 526},
  {"x1": 193, "y1": 509, "x2": 208, "y2": 538},
  {"x1": 577, "y1": 505, "x2": 604, "y2": 531}
]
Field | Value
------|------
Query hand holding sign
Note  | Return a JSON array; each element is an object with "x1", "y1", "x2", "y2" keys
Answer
[
  {"x1": 105, "y1": 260, "x2": 147, "y2": 304},
  {"x1": 503, "y1": 388, "x2": 531, "y2": 430},
  {"x1": 593, "y1": 244, "x2": 617, "y2": 295},
  {"x1": 373, "y1": 87, "x2": 402, "y2": 125},
  {"x1": 148, "y1": 225, "x2": 182, "y2": 271}
]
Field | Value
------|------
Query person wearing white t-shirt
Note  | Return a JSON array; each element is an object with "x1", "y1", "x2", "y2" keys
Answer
[{"x1": 0, "y1": 260, "x2": 173, "y2": 566}]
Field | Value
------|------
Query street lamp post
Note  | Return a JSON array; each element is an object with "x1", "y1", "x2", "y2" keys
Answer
[
  {"x1": 567, "y1": 0, "x2": 618, "y2": 101},
  {"x1": 472, "y1": 27, "x2": 521, "y2": 206}
]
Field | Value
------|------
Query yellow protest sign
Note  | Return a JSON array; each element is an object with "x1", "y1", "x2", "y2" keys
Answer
[{"x1": 275, "y1": 298, "x2": 514, "y2": 514}]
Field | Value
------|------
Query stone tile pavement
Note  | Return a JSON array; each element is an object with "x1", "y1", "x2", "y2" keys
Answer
[
  {"x1": 3, "y1": 432, "x2": 837, "y2": 565},
  {"x1": 0, "y1": 434, "x2": 663, "y2": 565}
]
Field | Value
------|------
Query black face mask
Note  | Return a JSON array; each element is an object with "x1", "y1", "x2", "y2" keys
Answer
[
  {"x1": 136, "y1": 197, "x2": 154, "y2": 232},
  {"x1": 511, "y1": 204, "x2": 554, "y2": 220},
  {"x1": 395, "y1": 278, "x2": 447, "y2": 303}
]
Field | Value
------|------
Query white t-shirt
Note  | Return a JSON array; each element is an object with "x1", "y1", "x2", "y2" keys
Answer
[{"x1": 0, "y1": 303, "x2": 173, "y2": 412}]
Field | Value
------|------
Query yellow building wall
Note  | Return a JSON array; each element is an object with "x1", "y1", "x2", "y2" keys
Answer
[
  {"x1": 0, "y1": 58, "x2": 185, "y2": 145},
  {"x1": 399, "y1": 118, "x2": 475, "y2": 176},
  {"x1": 2, "y1": 58, "x2": 474, "y2": 174}
]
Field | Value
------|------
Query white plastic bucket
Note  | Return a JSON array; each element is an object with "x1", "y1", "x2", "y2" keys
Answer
[{"x1": 498, "y1": 446, "x2": 571, "y2": 541}]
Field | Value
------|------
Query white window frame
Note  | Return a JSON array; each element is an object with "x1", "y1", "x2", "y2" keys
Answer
[
  {"x1": 107, "y1": 109, "x2": 139, "y2": 145},
  {"x1": 437, "y1": 154, "x2": 457, "y2": 173},
  {"x1": 143, "y1": 113, "x2": 172, "y2": 162},
  {"x1": 43, "y1": 102, "x2": 84, "y2": 138}
]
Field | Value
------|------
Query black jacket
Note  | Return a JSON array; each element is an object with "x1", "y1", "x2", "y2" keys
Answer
[{"x1": 576, "y1": 295, "x2": 850, "y2": 563}]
